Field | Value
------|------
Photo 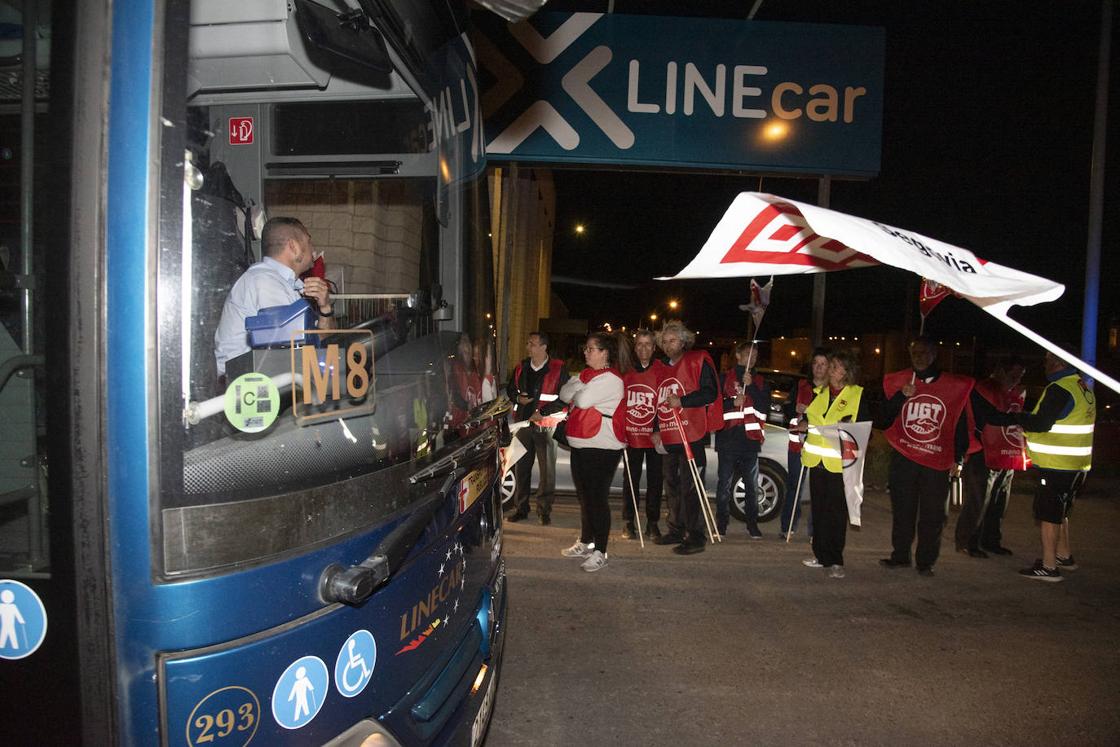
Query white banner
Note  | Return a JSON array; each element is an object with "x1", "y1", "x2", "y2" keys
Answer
[
  {"x1": 664, "y1": 192, "x2": 1120, "y2": 395},
  {"x1": 807, "y1": 421, "x2": 873, "y2": 527}
]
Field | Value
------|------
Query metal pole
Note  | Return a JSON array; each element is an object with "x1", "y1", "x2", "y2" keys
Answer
[
  {"x1": 21, "y1": 0, "x2": 43, "y2": 570},
  {"x1": 21, "y1": 0, "x2": 35, "y2": 355},
  {"x1": 811, "y1": 176, "x2": 830, "y2": 348},
  {"x1": 1080, "y1": 0, "x2": 1112, "y2": 375}
]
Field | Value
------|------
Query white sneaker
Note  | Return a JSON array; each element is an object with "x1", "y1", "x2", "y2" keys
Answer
[
  {"x1": 561, "y1": 540, "x2": 594, "y2": 558},
  {"x1": 802, "y1": 558, "x2": 825, "y2": 568},
  {"x1": 828, "y1": 565, "x2": 846, "y2": 579},
  {"x1": 581, "y1": 550, "x2": 609, "y2": 572}
]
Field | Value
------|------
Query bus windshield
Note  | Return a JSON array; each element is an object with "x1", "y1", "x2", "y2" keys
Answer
[{"x1": 154, "y1": 6, "x2": 496, "y2": 578}]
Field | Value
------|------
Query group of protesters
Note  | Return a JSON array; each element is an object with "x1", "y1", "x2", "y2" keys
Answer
[{"x1": 502, "y1": 322, "x2": 1096, "y2": 581}]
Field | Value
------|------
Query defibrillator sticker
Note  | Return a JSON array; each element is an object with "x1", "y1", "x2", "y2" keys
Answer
[{"x1": 224, "y1": 373, "x2": 281, "y2": 433}]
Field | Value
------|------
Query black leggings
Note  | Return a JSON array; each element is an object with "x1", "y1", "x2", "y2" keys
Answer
[
  {"x1": 809, "y1": 467, "x2": 848, "y2": 567},
  {"x1": 571, "y1": 447, "x2": 623, "y2": 553}
]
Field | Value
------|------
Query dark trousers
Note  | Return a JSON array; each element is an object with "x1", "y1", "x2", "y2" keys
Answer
[
  {"x1": 888, "y1": 450, "x2": 950, "y2": 569},
  {"x1": 621, "y1": 446, "x2": 663, "y2": 526},
  {"x1": 663, "y1": 443, "x2": 707, "y2": 541},
  {"x1": 510, "y1": 426, "x2": 557, "y2": 517},
  {"x1": 810, "y1": 467, "x2": 849, "y2": 566},
  {"x1": 781, "y1": 448, "x2": 806, "y2": 534},
  {"x1": 978, "y1": 469, "x2": 1015, "y2": 549},
  {"x1": 954, "y1": 453, "x2": 999, "y2": 551},
  {"x1": 715, "y1": 448, "x2": 758, "y2": 531},
  {"x1": 571, "y1": 447, "x2": 623, "y2": 553}
]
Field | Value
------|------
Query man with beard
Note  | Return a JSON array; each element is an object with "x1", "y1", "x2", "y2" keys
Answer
[{"x1": 651, "y1": 321, "x2": 723, "y2": 555}]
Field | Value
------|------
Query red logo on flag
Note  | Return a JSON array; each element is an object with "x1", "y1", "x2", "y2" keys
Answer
[
  {"x1": 919, "y1": 278, "x2": 954, "y2": 318},
  {"x1": 719, "y1": 201, "x2": 875, "y2": 271},
  {"x1": 229, "y1": 117, "x2": 254, "y2": 145}
]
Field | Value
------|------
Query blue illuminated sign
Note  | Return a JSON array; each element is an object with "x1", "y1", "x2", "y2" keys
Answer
[{"x1": 476, "y1": 12, "x2": 884, "y2": 176}]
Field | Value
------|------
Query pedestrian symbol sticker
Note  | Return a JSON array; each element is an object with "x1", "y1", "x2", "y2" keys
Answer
[
  {"x1": 224, "y1": 373, "x2": 280, "y2": 433},
  {"x1": 334, "y1": 630, "x2": 376, "y2": 698},
  {"x1": 0, "y1": 579, "x2": 47, "y2": 660},
  {"x1": 271, "y1": 655, "x2": 328, "y2": 730}
]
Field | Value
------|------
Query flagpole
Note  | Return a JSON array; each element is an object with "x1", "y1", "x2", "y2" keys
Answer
[
  {"x1": 621, "y1": 450, "x2": 645, "y2": 549},
  {"x1": 984, "y1": 306, "x2": 1120, "y2": 395},
  {"x1": 784, "y1": 465, "x2": 807, "y2": 543}
]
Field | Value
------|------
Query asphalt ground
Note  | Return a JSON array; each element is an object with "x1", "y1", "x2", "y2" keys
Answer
[{"x1": 485, "y1": 478, "x2": 1120, "y2": 746}]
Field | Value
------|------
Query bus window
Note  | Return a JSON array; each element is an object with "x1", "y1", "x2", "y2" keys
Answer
[
  {"x1": 0, "y1": 76, "x2": 51, "y2": 576},
  {"x1": 155, "y1": 98, "x2": 494, "y2": 578}
]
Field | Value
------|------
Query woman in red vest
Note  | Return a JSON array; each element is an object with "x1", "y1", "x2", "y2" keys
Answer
[{"x1": 555, "y1": 331, "x2": 633, "y2": 572}]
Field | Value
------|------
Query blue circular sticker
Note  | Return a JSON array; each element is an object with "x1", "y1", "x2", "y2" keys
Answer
[
  {"x1": 271, "y1": 656, "x2": 328, "y2": 730},
  {"x1": 0, "y1": 579, "x2": 47, "y2": 660},
  {"x1": 334, "y1": 630, "x2": 377, "y2": 698}
]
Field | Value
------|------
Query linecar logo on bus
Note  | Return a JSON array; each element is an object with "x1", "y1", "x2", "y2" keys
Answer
[{"x1": 229, "y1": 117, "x2": 254, "y2": 145}]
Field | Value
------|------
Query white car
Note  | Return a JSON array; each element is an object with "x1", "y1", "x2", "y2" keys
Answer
[{"x1": 501, "y1": 424, "x2": 794, "y2": 524}]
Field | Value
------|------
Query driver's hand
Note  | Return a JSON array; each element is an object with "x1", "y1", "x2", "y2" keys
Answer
[{"x1": 302, "y1": 277, "x2": 332, "y2": 312}]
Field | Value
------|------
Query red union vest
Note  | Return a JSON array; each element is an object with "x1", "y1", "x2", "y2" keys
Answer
[
  {"x1": 565, "y1": 368, "x2": 625, "y2": 440},
  {"x1": 721, "y1": 370, "x2": 765, "y2": 443},
  {"x1": 883, "y1": 369, "x2": 974, "y2": 470},
  {"x1": 623, "y1": 360, "x2": 667, "y2": 448},
  {"x1": 787, "y1": 378, "x2": 818, "y2": 454},
  {"x1": 512, "y1": 358, "x2": 565, "y2": 406},
  {"x1": 974, "y1": 377, "x2": 1029, "y2": 471},
  {"x1": 657, "y1": 350, "x2": 723, "y2": 445}
]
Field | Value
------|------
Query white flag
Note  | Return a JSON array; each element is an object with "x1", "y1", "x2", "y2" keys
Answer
[
  {"x1": 808, "y1": 421, "x2": 873, "y2": 527},
  {"x1": 661, "y1": 192, "x2": 1120, "y2": 396},
  {"x1": 738, "y1": 276, "x2": 773, "y2": 330}
]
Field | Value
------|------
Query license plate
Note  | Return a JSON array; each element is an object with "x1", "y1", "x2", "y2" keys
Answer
[{"x1": 470, "y1": 669, "x2": 498, "y2": 747}]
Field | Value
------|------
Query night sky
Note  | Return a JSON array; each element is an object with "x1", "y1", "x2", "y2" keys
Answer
[{"x1": 540, "y1": 0, "x2": 1119, "y2": 357}]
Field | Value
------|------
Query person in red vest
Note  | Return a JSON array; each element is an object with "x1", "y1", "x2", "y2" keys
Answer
[
  {"x1": 714, "y1": 342, "x2": 771, "y2": 537},
  {"x1": 620, "y1": 329, "x2": 668, "y2": 540},
  {"x1": 650, "y1": 321, "x2": 723, "y2": 555},
  {"x1": 879, "y1": 337, "x2": 974, "y2": 577},
  {"x1": 781, "y1": 347, "x2": 831, "y2": 537},
  {"x1": 954, "y1": 358, "x2": 1027, "y2": 557},
  {"x1": 505, "y1": 331, "x2": 570, "y2": 524},
  {"x1": 556, "y1": 331, "x2": 633, "y2": 572},
  {"x1": 448, "y1": 332, "x2": 481, "y2": 428}
]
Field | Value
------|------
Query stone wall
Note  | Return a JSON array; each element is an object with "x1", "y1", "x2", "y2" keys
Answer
[{"x1": 264, "y1": 179, "x2": 427, "y2": 295}]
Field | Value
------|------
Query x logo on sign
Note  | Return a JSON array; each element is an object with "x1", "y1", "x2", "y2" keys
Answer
[
  {"x1": 719, "y1": 201, "x2": 876, "y2": 271},
  {"x1": 478, "y1": 13, "x2": 635, "y2": 153}
]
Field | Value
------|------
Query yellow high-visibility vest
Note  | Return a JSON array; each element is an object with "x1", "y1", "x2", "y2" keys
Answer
[
  {"x1": 801, "y1": 384, "x2": 863, "y2": 474},
  {"x1": 1025, "y1": 374, "x2": 1094, "y2": 471}
]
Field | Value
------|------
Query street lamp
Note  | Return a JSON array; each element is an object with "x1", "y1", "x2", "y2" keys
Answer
[
  {"x1": 575, "y1": 223, "x2": 586, "y2": 235},
  {"x1": 668, "y1": 299, "x2": 680, "y2": 311}
]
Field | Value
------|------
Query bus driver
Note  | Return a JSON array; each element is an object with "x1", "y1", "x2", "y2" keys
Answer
[{"x1": 214, "y1": 217, "x2": 336, "y2": 376}]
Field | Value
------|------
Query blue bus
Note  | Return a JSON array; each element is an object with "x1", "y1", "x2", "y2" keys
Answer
[{"x1": 0, "y1": 1, "x2": 508, "y2": 744}]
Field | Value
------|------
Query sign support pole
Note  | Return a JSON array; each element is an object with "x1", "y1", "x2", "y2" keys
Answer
[{"x1": 811, "y1": 176, "x2": 830, "y2": 348}]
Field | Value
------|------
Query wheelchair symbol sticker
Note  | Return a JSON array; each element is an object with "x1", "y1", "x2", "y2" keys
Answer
[
  {"x1": 334, "y1": 630, "x2": 376, "y2": 698},
  {"x1": 0, "y1": 580, "x2": 47, "y2": 660},
  {"x1": 271, "y1": 655, "x2": 328, "y2": 730},
  {"x1": 224, "y1": 373, "x2": 280, "y2": 434}
]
